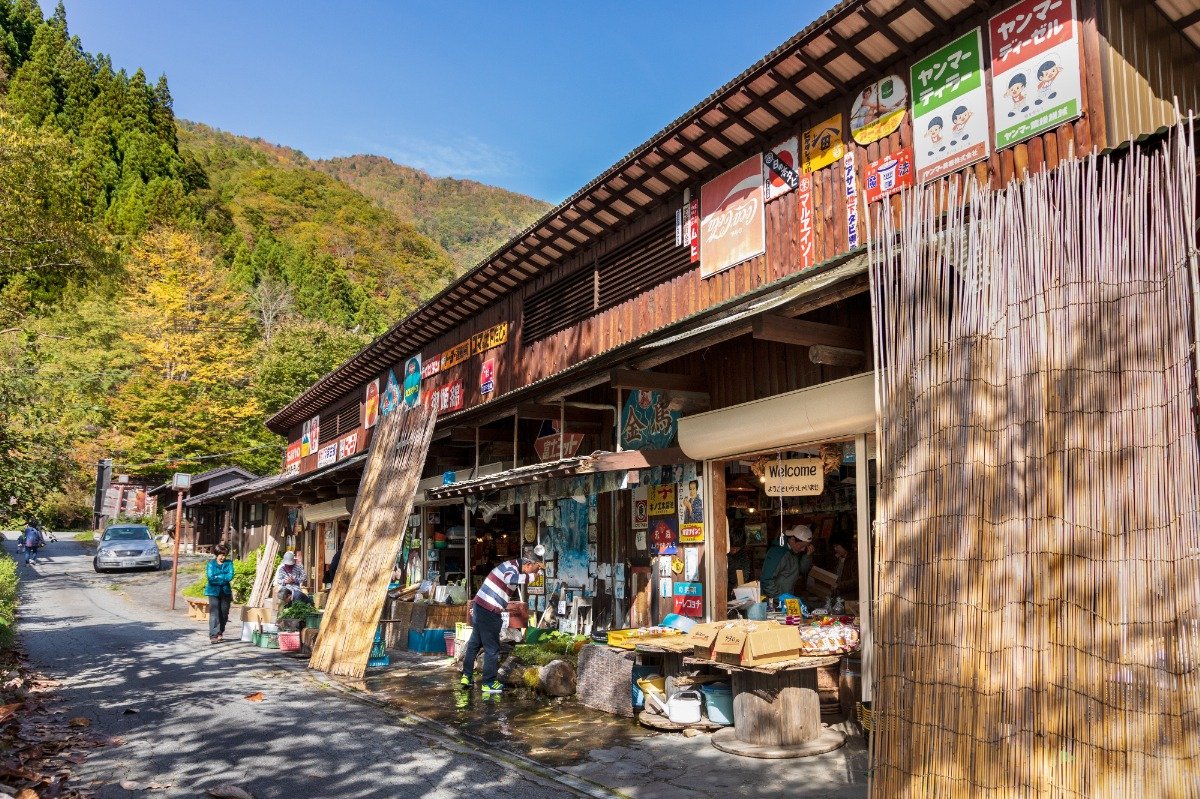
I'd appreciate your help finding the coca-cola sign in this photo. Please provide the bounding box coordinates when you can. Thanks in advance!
[700,154,765,279]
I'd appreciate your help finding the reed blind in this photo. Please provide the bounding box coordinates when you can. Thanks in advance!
[866,125,1199,798]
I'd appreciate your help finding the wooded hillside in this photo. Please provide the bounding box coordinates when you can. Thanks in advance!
[0,1,546,526]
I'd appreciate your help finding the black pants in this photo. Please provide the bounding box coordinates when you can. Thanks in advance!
[462,604,502,683]
[208,595,232,638]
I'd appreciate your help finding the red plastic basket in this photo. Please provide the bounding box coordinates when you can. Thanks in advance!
[444,631,456,657]
[278,631,302,652]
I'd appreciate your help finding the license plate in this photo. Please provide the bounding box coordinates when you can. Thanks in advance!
[120,560,136,567]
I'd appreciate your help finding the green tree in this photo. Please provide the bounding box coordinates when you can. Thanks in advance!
[251,320,368,417]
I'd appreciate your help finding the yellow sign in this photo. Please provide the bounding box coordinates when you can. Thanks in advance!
[471,322,509,355]
[784,598,803,616]
[802,113,844,171]
[680,522,705,544]
[440,339,472,370]
[647,485,676,517]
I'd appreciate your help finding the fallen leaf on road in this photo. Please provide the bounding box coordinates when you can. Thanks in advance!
[242,692,264,702]
[206,786,254,799]
[0,704,20,722]
[63,753,86,764]
[16,789,39,799]
[120,780,144,790]
[67,718,90,728]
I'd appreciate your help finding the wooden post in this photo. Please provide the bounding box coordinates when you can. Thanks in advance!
[730,669,820,746]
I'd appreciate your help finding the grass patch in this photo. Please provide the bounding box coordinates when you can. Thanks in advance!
[0,555,15,651]
[74,532,97,550]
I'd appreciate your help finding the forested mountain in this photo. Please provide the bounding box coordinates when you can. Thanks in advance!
[0,0,540,527]
[315,156,550,273]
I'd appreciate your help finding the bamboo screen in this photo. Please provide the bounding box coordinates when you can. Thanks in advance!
[866,125,1199,798]
[309,404,437,678]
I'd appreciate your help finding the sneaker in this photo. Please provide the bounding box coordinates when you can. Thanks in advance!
[459,675,472,688]
[481,680,504,694]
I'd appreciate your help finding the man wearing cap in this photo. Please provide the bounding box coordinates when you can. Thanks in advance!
[460,554,543,694]
[761,524,814,599]
[274,551,307,608]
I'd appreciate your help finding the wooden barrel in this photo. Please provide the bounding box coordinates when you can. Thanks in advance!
[730,668,822,746]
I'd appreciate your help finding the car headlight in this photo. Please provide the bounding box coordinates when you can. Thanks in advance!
[145,547,159,556]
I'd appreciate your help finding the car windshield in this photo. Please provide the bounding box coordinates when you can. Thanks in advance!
[103,527,151,541]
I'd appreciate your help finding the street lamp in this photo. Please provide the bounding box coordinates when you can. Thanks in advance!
[169,473,191,610]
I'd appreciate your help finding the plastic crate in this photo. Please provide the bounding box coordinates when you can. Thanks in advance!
[278,631,301,652]
[261,632,280,650]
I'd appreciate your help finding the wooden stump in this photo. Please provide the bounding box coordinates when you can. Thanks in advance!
[730,668,820,746]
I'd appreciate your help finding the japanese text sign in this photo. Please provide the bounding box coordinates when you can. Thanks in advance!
[620,389,679,450]
[864,147,915,203]
[471,322,508,355]
[679,522,705,544]
[439,339,471,371]
[763,136,799,201]
[802,114,844,171]
[762,457,824,497]
[797,172,815,270]
[990,0,1082,148]
[673,581,704,617]
[850,74,908,145]
[647,485,677,518]
[911,28,991,183]
[428,380,464,414]
[843,152,860,250]
[480,357,496,395]
[699,155,765,279]
[337,432,359,460]
[402,355,422,409]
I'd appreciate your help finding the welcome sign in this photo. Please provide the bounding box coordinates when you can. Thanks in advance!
[762,457,824,496]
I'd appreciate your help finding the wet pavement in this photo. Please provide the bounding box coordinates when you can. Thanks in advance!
[360,650,870,799]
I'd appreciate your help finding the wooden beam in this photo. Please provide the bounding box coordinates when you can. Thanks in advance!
[610,368,706,393]
[752,315,861,349]
[808,345,866,368]
[516,403,613,423]
[450,427,515,443]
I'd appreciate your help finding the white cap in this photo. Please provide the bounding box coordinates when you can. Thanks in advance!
[784,525,813,543]
[282,551,296,565]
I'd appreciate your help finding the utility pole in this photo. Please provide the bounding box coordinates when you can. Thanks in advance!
[169,473,192,610]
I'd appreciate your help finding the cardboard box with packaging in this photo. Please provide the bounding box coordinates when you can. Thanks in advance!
[732,580,761,604]
[714,621,801,667]
[688,621,736,660]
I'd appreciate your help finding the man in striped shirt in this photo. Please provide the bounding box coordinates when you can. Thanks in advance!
[461,556,543,693]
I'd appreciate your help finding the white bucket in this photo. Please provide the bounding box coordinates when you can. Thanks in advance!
[667,690,703,725]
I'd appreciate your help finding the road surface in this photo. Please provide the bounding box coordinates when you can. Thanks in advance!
[8,535,597,799]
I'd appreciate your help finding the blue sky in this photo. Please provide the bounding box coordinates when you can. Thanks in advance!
[63,1,833,202]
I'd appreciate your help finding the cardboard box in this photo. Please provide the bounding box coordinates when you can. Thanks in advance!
[714,621,801,667]
[732,580,761,604]
[244,607,275,624]
[688,621,735,660]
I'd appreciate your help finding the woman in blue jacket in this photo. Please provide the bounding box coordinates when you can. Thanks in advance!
[206,545,235,643]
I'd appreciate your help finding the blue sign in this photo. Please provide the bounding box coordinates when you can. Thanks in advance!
[620,390,680,451]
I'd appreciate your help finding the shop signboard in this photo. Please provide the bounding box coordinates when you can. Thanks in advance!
[864,147,915,204]
[440,339,472,370]
[632,486,648,532]
[850,74,908,145]
[763,136,799,201]
[301,415,320,457]
[699,154,765,279]
[479,356,496,396]
[471,322,509,355]
[285,441,301,471]
[428,380,464,413]
[911,28,990,183]
[316,442,338,469]
[673,582,704,617]
[337,431,359,460]
[797,172,815,270]
[679,478,703,524]
[380,369,401,417]
[688,198,700,263]
[802,114,844,172]
[421,355,441,379]
[989,0,1082,148]
[402,355,422,408]
[647,485,676,517]
[534,432,585,462]
[761,457,824,496]
[680,523,705,544]
[620,389,679,450]
[843,152,860,249]
[650,516,678,554]
[363,378,380,428]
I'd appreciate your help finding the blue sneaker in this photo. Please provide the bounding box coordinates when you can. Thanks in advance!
[481,680,504,694]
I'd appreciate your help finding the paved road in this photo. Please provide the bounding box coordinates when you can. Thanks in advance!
[8,535,594,799]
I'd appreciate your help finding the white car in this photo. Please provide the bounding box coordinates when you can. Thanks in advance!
[94,524,161,572]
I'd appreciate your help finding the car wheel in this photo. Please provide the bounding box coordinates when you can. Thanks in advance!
[93,559,103,573]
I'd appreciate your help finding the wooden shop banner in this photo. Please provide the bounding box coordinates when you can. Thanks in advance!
[761,457,824,496]
[989,0,1082,148]
[763,136,800,201]
[911,28,990,183]
[699,154,766,278]
[797,172,815,270]
[864,147,915,203]
[850,74,908,145]
[802,113,844,172]
[471,322,509,355]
